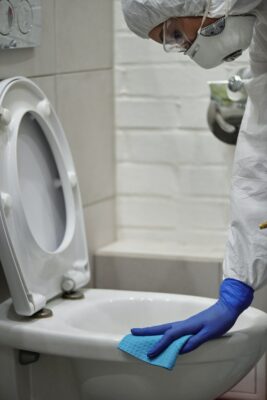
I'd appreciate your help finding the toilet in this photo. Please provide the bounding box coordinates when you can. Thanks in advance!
[0,76,266,400]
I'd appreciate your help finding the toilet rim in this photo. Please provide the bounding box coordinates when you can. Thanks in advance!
[0,289,266,363]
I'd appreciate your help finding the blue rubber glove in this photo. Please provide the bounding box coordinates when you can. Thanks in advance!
[131,278,254,357]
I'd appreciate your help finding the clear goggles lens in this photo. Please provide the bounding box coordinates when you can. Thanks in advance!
[200,17,226,37]
[163,18,192,53]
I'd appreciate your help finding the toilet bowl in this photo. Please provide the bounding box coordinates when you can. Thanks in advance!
[0,289,267,400]
[0,77,266,400]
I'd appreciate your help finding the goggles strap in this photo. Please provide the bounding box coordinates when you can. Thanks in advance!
[198,0,212,33]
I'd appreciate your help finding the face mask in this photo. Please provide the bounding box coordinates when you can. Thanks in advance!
[185,3,256,69]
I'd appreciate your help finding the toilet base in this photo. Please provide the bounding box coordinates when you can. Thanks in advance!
[71,357,257,400]
[0,347,258,400]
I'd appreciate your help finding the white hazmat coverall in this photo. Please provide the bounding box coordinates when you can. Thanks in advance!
[122,0,267,291]
[120,0,267,355]
[224,1,267,291]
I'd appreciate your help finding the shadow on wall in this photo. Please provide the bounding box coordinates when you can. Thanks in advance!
[0,264,10,303]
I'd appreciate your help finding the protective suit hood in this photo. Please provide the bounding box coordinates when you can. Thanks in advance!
[121,0,261,39]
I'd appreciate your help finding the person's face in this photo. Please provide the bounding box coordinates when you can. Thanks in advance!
[149,16,219,47]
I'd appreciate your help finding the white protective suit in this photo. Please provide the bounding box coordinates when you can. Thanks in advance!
[122,0,267,290]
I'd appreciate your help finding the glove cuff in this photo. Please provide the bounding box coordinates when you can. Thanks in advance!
[219,278,254,315]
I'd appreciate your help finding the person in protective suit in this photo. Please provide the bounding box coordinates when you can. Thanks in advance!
[121,0,267,358]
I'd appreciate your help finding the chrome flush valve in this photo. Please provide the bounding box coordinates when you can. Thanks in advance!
[228,75,244,92]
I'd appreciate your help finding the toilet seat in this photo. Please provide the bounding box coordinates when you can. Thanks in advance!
[0,77,90,316]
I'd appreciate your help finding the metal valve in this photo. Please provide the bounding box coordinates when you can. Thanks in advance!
[228,75,244,93]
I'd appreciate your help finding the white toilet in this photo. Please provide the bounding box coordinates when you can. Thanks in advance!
[0,76,266,400]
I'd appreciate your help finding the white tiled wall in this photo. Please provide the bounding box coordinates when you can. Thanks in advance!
[114,0,250,250]
[0,0,115,301]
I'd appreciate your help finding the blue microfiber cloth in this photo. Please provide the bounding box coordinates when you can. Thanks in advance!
[118,333,192,370]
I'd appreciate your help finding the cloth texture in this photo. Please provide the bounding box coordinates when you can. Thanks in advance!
[118,333,192,369]
[121,0,261,38]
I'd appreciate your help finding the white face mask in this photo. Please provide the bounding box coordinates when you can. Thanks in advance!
[185,0,256,69]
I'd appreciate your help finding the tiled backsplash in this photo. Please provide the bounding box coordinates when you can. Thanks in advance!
[114,0,250,249]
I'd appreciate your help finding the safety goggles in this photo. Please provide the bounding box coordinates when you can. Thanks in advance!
[163,18,192,53]
[200,17,226,37]
[163,16,227,54]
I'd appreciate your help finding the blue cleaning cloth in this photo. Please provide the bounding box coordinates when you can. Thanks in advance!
[118,333,192,370]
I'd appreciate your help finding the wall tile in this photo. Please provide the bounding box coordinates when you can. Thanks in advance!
[95,254,221,298]
[56,70,115,206]
[0,0,56,79]
[179,98,210,129]
[116,130,235,167]
[175,229,228,249]
[114,0,128,33]
[117,163,178,196]
[176,197,230,231]
[118,196,176,228]
[55,0,113,73]
[116,98,181,129]
[83,198,116,254]
[115,64,228,99]
[178,166,231,197]
[185,131,235,166]
[117,227,227,249]
[83,198,116,284]
[116,130,176,163]
[116,97,221,130]
[118,227,177,242]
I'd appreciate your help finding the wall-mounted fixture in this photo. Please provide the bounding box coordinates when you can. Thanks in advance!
[207,68,250,145]
[0,0,41,49]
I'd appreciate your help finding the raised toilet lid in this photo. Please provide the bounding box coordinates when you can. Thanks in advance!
[0,77,90,316]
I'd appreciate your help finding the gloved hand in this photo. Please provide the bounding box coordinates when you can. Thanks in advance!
[131,278,254,357]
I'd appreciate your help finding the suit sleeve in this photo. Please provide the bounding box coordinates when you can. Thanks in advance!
[223,3,267,290]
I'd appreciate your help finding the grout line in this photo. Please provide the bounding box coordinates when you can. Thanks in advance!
[82,195,116,208]
[117,194,230,202]
[28,67,113,80]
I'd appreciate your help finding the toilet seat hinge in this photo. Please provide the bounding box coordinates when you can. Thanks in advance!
[31,308,53,319]
[61,263,88,296]
[62,290,84,300]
